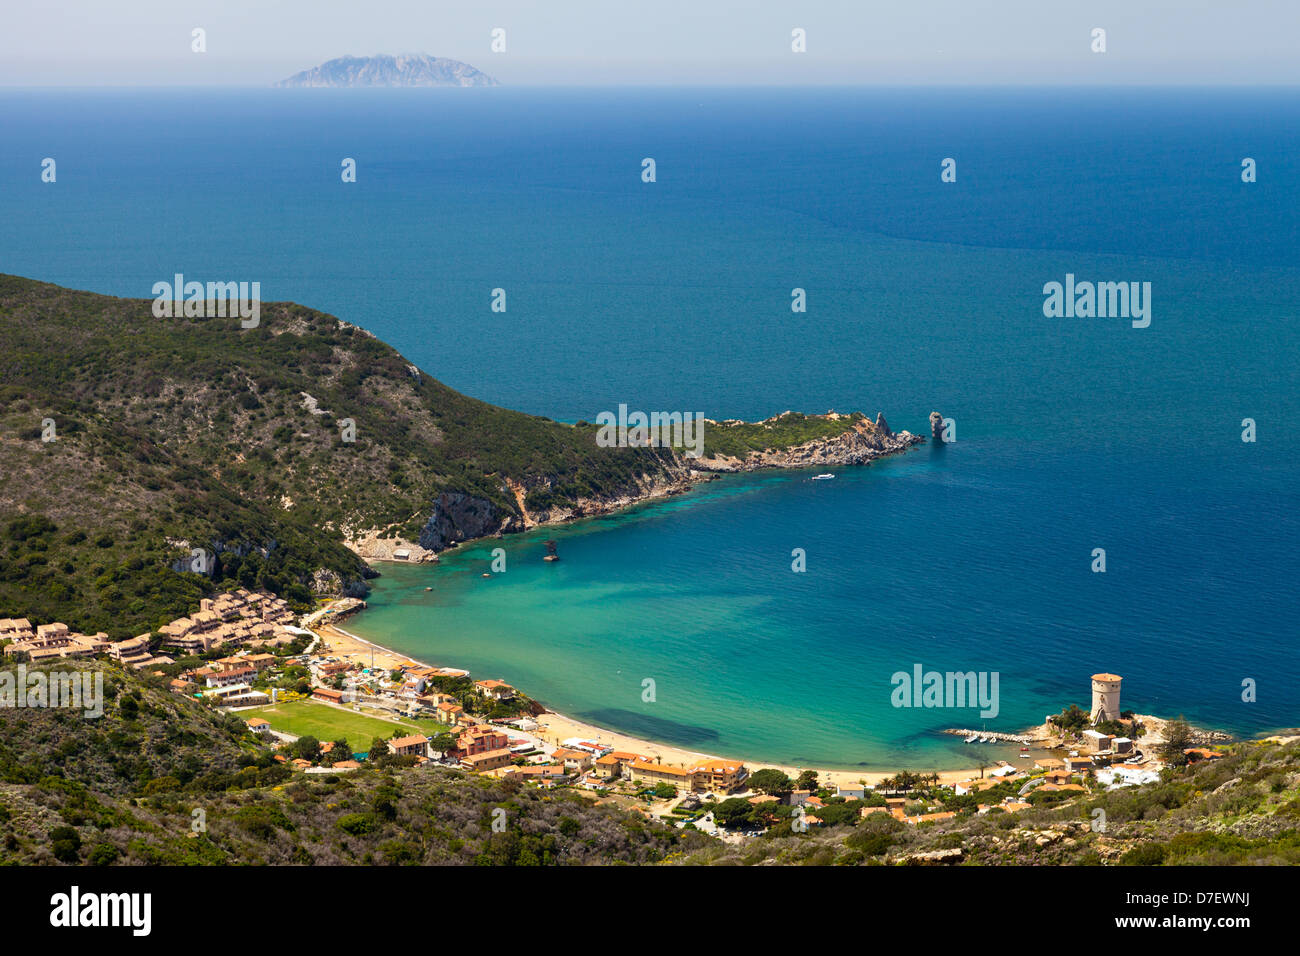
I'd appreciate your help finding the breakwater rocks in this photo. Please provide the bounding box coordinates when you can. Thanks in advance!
[944,729,1035,744]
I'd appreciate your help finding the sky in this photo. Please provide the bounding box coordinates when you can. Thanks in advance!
[1,0,1297,86]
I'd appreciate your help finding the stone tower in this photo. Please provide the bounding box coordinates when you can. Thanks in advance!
[1091,673,1123,723]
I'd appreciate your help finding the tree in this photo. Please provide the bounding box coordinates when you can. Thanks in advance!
[795,770,819,792]
[749,768,793,795]
[321,738,350,765]
[1160,718,1193,767]
[892,770,922,791]
[811,802,860,827]
[711,797,755,829]
[50,826,82,863]
[1050,704,1090,735]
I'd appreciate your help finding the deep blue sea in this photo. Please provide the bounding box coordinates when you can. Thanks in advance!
[2,87,1296,768]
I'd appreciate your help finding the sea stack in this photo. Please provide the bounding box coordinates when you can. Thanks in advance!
[929,411,944,440]
[874,412,891,436]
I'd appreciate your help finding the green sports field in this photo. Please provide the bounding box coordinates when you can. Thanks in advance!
[243,699,423,752]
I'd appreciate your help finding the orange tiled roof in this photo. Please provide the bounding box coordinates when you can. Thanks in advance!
[690,759,745,775]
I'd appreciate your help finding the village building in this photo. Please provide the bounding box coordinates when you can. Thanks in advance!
[202,684,269,707]
[2,621,110,662]
[1082,729,1115,752]
[474,678,516,701]
[504,764,568,787]
[689,759,748,794]
[954,777,1005,796]
[199,664,257,689]
[159,589,297,654]
[458,726,510,757]
[461,748,515,772]
[0,618,35,642]
[628,761,694,791]
[434,701,465,725]
[388,735,431,758]
[107,634,154,667]
[550,747,595,773]
[891,807,957,826]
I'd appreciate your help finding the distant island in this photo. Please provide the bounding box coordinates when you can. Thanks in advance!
[275,53,499,88]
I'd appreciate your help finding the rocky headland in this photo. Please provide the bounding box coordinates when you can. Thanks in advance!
[348,410,937,562]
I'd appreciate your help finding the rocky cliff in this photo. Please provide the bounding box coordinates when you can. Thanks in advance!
[351,412,931,561]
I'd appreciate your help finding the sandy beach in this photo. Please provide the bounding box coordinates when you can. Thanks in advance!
[311,610,1024,785]
[315,620,422,673]
[532,710,992,788]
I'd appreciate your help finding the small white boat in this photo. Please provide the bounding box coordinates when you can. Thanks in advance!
[811,473,835,480]
[964,734,978,744]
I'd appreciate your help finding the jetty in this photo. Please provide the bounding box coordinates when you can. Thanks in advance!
[944,728,1034,745]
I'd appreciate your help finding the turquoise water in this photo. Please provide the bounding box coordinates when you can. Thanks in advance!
[2,87,1297,768]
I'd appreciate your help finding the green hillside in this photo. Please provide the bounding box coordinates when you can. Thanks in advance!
[671,739,1300,866]
[0,275,867,637]
[0,275,682,635]
[0,661,704,866]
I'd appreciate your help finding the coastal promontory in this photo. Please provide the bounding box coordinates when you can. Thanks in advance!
[0,275,924,636]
